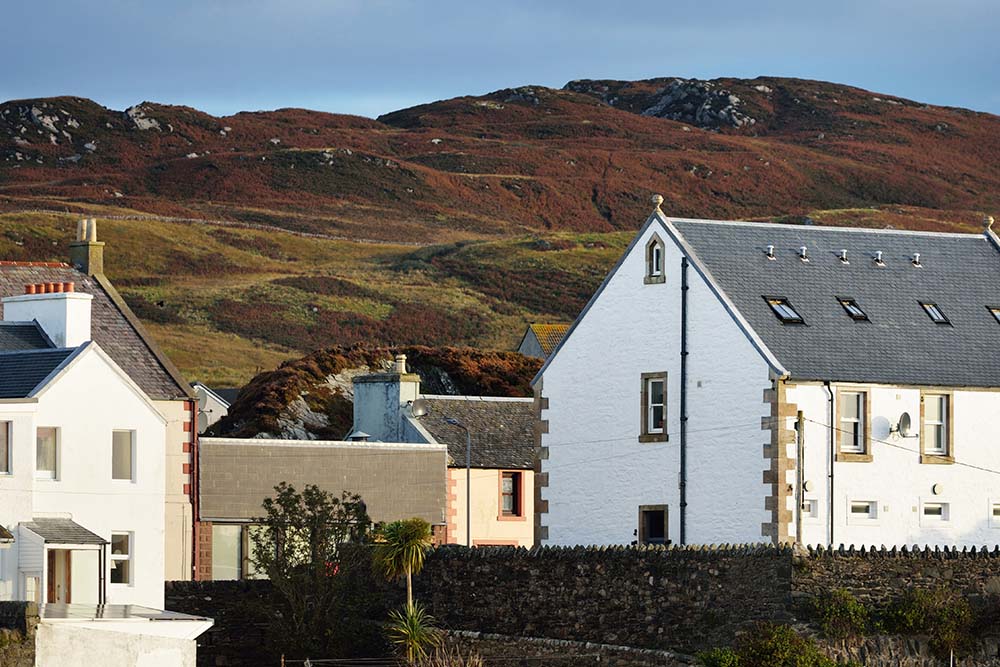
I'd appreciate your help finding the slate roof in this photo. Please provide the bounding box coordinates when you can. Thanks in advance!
[0,263,191,400]
[0,321,53,351]
[418,396,535,469]
[669,218,1000,387]
[0,348,77,398]
[21,517,108,545]
[526,323,570,356]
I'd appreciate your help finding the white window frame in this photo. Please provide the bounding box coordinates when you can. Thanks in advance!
[922,394,949,456]
[112,430,136,482]
[846,499,878,525]
[35,427,59,480]
[109,532,133,587]
[838,392,866,454]
[989,499,1000,529]
[802,498,820,521]
[0,421,11,475]
[640,373,667,441]
[644,236,666,284]
[919,499,951,526]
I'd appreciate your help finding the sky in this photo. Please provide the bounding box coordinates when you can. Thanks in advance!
[4,0,999,118]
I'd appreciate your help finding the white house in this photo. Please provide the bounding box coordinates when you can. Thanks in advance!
[192,382,239,434]
[0,281,168,608]
[535,197,1000,549]
[352,355,536,547]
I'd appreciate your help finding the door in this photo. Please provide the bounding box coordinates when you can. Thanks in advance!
[46,549,72,603]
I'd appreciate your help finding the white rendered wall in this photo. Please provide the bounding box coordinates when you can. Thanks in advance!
[17,348,167,608]
[36,623,197,667]
[540,219,773,546]
[3,292,93,347]
[790,382,1000,548]
[0,406,40,600]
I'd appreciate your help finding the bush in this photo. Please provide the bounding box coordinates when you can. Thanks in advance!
[417,646,484,667]
[698,646,741,667]
[737,623,838,667]
[883,587,973,658]
[814,589,870,639]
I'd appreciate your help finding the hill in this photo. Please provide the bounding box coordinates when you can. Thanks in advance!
[1,77,997,383]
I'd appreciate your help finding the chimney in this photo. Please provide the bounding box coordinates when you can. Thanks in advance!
[3,282,92,348]
[350,357,422,442]
[69,218,105,276]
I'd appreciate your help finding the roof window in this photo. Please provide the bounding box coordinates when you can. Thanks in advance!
[765,297,804,324]
[920,302,949,324]
[838,298,868,321]
[988,306,1000,324]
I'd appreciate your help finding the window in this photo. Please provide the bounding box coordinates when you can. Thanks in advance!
[112,430,135,481]
[638,505,668,545]
[640,372,667,442]
[212,525,243,580]
[644,236,665,284]
[764,297,804,324]
[802,499,819,519]
[991,503,1000,528]
[920,302,949,324]
[838,298,868,321]
[110,533,132,585]
[500,471,522,518]
[920,393,952,461]
[837,391,870,460]
[35,427,58,479]
[988,307,1000,324]
[0,422,10,474]
[921,501,950,525]
[848,500,877,523]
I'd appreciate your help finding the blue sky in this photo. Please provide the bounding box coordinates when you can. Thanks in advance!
[5,0,998,118]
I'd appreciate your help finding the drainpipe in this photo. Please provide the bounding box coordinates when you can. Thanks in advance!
[823,382,835,547]
[679,257,689,545]
[795,409,804,545]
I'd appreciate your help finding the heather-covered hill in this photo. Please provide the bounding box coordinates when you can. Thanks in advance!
[210,345,541,439]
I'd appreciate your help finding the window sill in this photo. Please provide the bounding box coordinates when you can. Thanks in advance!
[497,513,527,522]
[835,453,872,463]
[639,433,668,443]
[643,275,666,285]
[920,454,954,465]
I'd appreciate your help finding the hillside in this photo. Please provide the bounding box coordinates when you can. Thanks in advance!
[1,77,997,384]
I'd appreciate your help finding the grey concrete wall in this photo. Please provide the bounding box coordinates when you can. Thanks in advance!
[199,438,448,525]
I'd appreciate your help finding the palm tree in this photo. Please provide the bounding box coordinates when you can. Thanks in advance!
[374,517,433,607]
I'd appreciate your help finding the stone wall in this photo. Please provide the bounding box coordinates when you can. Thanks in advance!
[443,630,697,666]
[0,602,38,667]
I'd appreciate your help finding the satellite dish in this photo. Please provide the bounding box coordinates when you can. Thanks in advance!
[871,416,891,441]
[897,412,912,438]
[410,398,430,418]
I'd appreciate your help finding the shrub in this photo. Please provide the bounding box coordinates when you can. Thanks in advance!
[737,623,838,667]
[417,646,484,667]
[387,602,442,663]
[883,587,973,658]
[698,647,741,667]
[814,589,870,639]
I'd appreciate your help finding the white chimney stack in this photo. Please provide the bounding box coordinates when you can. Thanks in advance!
[2,282,92,348]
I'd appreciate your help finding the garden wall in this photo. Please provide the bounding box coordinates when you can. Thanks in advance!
[0,601,38,667]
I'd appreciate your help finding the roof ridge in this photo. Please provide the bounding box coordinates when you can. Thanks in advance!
[0,347,75,357]
[0,261,72,267]
[669,216,985,239]
[421,394,533,402]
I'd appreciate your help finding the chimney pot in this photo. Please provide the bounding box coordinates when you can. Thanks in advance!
[63,282,74,293]
[393,354,408,374]
[25,284,36,295]
[76,219,86,242]
[52,283,63,293]
[87,218,98,242]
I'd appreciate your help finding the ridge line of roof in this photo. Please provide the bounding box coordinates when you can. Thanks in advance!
[0,261,70,267]
[0,347,74,357]
[420,394,533,403]
[668,216,985,239]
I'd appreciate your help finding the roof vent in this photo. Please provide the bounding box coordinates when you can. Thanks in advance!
[765,244,775,260]
[911,253,922,267]
[839,249,849,264]
[874,251,886,267]
[799,246,809,262]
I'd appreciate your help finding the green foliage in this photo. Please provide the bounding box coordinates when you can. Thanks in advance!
[736,623,839,667]
[417,646,485,667]
[698,646,742,667]
[250,483,380,657]
[374,518,434,607]
[814,589,870,639]
[883,587,973,658]
[388,602,442,664]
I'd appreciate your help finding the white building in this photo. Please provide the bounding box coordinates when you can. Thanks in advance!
[535,198,1000,549]
[0,282,169,608]
[192,382,239,434]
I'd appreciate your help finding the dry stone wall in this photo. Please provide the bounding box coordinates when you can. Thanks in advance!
[0,602,38,667]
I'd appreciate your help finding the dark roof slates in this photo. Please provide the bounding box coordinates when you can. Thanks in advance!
[22,518,108,545]
[418,397,535,469]
[0,348,76,398]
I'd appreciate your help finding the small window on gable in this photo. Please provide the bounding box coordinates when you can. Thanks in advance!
[988,307,1000,324]
[921,302,949,324]
[644,236,665,284]
[838,298,868,321]
[764,297,803,324]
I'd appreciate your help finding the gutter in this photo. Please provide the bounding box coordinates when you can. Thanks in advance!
[679,257,689,545]
[823,382,835,547]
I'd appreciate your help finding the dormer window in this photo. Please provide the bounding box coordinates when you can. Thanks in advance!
[838,298,868,321]
[764,297,804,324]
[988,306,1000,324]
[644,236,665,284]
[920,302,949,324]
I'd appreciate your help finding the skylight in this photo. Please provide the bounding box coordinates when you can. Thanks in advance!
[989,307,1000,324]
[838,298,868,321]
[920,302,949,324]
[765,297,804,324]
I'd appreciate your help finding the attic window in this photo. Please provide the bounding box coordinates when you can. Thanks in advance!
[838,298,868,321]
[764,297,804,324]
[988,306,1000,324]
[920,302,949,324]
[644,236,665,284]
